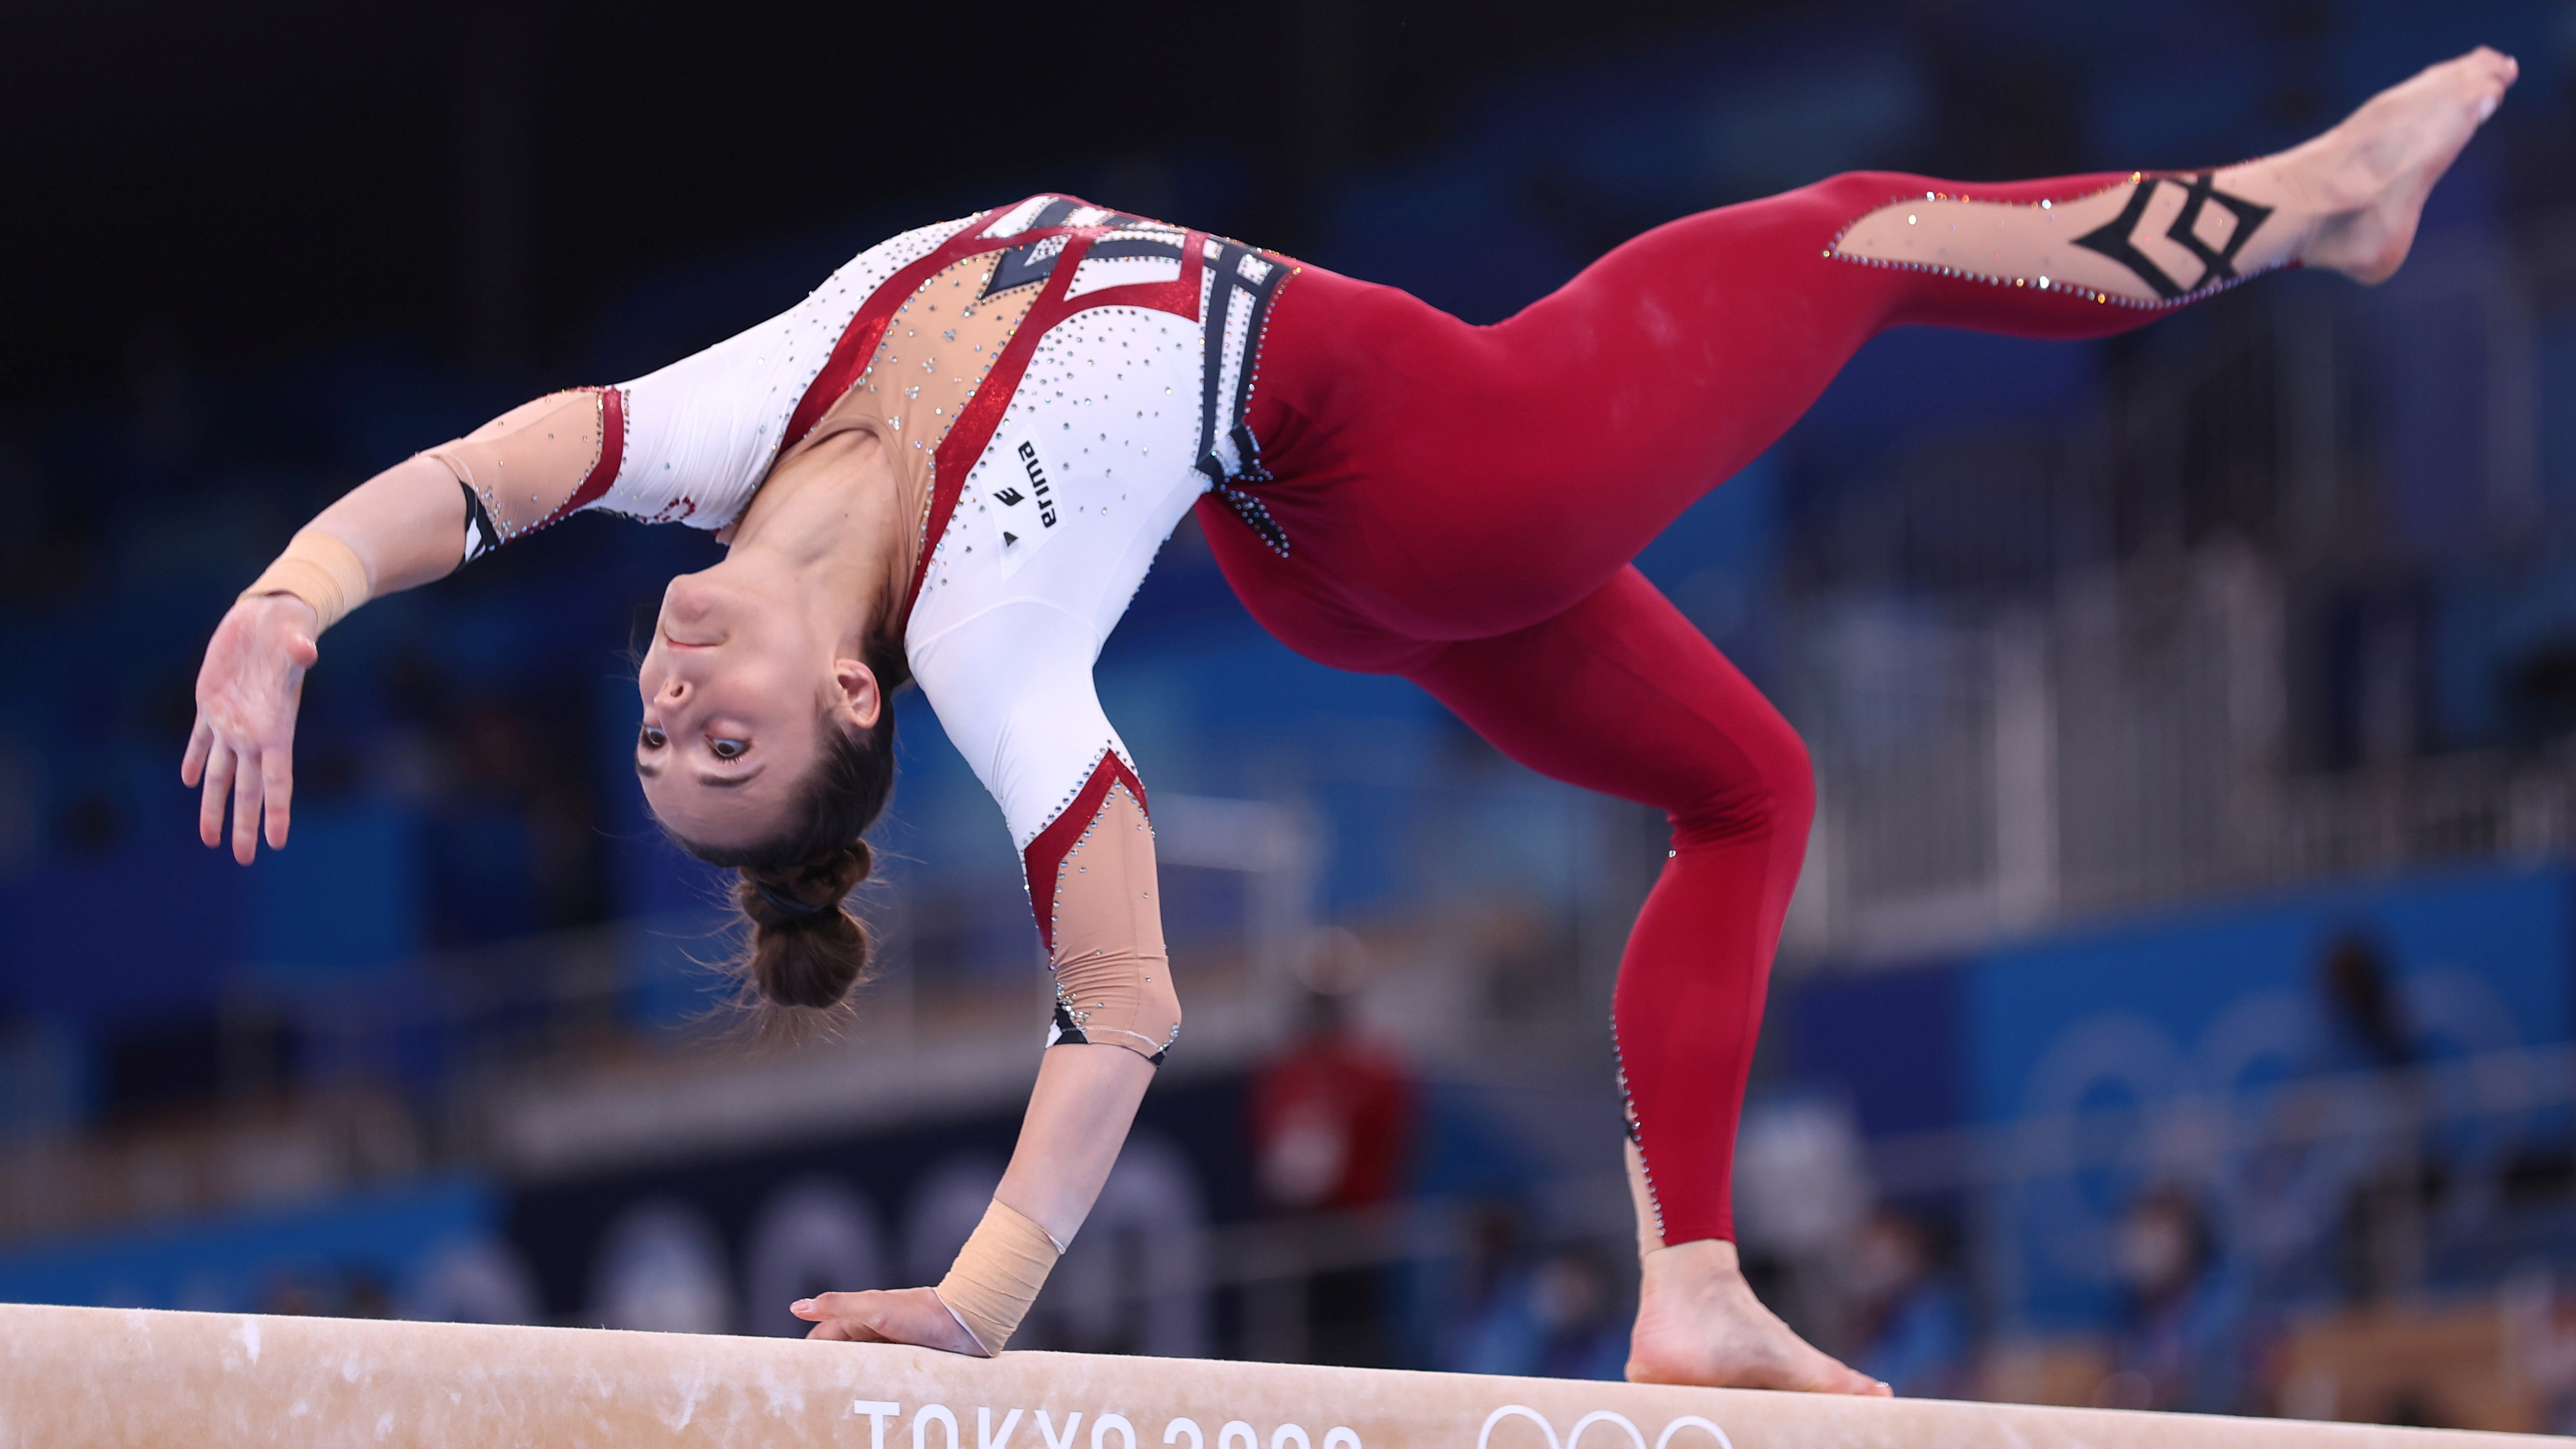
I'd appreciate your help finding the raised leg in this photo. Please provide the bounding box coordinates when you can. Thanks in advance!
[1830,48,2519,305]
[1225,50,2519,656]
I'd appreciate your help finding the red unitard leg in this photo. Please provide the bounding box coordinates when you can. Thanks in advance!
[1404,568,1810,1245]
[1209,171,2225,1243]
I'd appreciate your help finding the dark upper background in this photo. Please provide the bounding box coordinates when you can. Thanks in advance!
[7,0,1807,406]
[12,0,2396,409]
[3,0,2569,1082]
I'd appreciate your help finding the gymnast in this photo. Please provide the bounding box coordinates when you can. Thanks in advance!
[184,49,2515,1393]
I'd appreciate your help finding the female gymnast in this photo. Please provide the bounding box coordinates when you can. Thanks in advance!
[184,49,2515,1392]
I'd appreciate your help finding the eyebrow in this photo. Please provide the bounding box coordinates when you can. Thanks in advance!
[635,739,765,783]
[631,757,762,791]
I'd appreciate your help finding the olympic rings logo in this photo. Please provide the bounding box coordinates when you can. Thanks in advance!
[1476,1406,1735,1449]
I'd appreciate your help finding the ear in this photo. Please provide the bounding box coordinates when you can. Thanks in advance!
[829,656,883,731]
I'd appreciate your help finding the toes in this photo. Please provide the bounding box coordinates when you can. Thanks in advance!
[1794,1356,1888,1396]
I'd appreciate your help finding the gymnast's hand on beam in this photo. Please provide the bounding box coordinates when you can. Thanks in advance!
[182,592,318,865]
[792,1286,989,1355]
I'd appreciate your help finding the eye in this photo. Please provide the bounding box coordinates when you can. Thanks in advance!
[639,726,667,749]
[709,737,748,761]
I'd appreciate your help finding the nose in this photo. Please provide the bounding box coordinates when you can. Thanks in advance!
[659,675,690,705]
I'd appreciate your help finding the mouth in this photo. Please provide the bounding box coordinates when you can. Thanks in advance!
[660,627,722,650]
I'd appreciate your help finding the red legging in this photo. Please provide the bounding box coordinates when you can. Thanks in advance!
[1199,171,2182,1244]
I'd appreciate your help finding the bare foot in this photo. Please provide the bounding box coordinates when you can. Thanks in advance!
[1625,1240,1889,1395]
[2268,46,2519,284]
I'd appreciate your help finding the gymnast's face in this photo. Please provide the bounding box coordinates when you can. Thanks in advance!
[634,569,878,849]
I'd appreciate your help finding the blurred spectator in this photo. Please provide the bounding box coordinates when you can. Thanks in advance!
[1248,989,1413,1212]
[2318,932,2413,1074]
[1247,987,1416,1365]
[1450,1241,1629,1382]
[1845,1208,1972,1398]
[1730,1093,1873,1356]
[2100,1184,2254,1414]
[2504,1264,2576,1434]
[1441,1202,1532,1367]
[2315,931,2427,1304]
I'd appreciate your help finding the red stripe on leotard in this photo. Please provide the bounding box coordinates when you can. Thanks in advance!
[771,199,1209,627]
[904,227,1205,621]
[778,225,1014,459]
[528,385,627,531]
[575,384,626,511]
[1020,750,1149,952]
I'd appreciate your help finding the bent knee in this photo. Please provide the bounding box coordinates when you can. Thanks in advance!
[1669,715,1814,848]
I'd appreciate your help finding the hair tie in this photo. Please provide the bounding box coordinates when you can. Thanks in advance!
[754,879,836,920]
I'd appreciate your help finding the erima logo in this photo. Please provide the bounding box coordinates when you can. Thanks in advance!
[1015,441,1059,528]
[993,486,1026,507]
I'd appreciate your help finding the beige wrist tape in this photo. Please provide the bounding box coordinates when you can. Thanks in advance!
[239,531,371,633]
[934,1198,1062,1354]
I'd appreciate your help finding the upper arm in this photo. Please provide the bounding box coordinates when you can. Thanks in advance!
[426,388,623,562]
[911,605,1181,1062]
[431,305,801,559]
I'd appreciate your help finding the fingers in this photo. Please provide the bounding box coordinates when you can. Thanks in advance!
[181,717,212,788]
[230,746,263,864]
[807,1318,887,1343]
[199,742,237,850]
[797,1295,890,1343]
[260,748,295,851]
[794,1288,986,1356]
[803,1292,872,1321]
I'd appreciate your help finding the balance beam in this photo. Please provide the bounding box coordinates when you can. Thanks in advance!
[0,1304,2554,1448]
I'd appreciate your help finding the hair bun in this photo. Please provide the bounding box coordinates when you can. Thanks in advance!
[830,839,874,895]
[736,843,873,1011]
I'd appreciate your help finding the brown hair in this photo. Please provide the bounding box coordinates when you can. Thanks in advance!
[666,634,907,1012]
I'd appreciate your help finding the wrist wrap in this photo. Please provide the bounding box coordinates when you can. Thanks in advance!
[239,531,370,632]
[933,1198,1061,1354]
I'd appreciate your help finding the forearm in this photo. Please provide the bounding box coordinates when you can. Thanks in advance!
[931,1045,1151,1354]
[301,453,472,599]
[995,1043,1156,1244]
[249,387,615,626]
[936,776,1178,1351]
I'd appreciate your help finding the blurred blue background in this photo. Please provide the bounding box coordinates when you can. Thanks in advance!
[6,0,2576,1428]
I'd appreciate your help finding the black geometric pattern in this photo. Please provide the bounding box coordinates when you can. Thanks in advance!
[1047,997,1169,1065]
[978,200,1163,299]
[2072,172,2274,302]
[1048,998,1089,1046]
[1192,240,1295,556]
[458,480,503,563]
[2161,171,2274,289]
[1215,484,1291,556]
[980,240,1063,298]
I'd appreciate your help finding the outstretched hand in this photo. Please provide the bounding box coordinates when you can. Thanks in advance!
[792,1286,988,1355]
[181,593,319,864]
